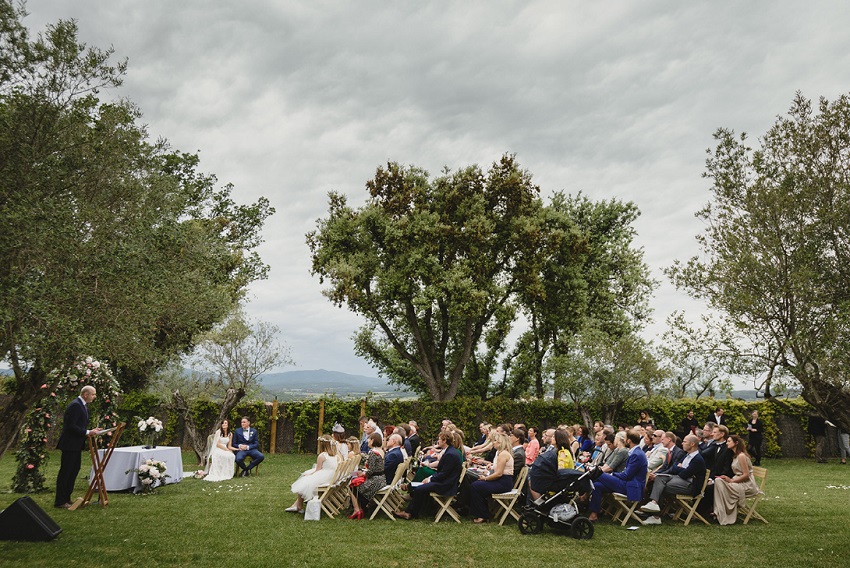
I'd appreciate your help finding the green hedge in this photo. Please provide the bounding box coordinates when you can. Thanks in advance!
[101,392,819,458]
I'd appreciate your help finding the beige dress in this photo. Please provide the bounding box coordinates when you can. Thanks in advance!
[713,454,759,525]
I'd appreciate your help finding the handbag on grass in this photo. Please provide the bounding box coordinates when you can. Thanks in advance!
[304,497,321,521]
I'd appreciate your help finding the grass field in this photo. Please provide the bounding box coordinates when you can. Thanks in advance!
[1,452,848,568]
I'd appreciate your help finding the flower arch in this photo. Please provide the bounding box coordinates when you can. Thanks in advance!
[13,356,122,493]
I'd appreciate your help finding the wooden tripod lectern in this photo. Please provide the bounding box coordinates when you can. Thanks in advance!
[72,422,126,510]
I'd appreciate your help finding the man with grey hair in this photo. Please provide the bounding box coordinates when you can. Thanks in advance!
[55,385,102,508]
[384,433,405,481]
[640,434,706,525]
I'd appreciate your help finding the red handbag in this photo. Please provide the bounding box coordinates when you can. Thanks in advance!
[349,475,366,487]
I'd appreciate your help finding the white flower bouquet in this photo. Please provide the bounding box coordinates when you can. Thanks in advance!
[127,458,169,494]
[137,416,164,448]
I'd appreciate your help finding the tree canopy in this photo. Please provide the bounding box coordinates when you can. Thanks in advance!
[308,155,654,402]
[668,91,850,431]
[0,4,274,456]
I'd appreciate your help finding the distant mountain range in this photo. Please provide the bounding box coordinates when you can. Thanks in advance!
[258,369,413,400]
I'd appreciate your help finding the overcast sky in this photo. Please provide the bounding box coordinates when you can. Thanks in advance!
[23,1,850,379]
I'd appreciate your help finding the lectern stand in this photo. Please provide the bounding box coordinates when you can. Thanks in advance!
[74,422,126,510]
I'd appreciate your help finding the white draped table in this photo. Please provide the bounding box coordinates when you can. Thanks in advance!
[90,445,184,492]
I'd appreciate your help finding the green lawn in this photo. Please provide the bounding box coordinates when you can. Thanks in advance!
[0,452,848,567]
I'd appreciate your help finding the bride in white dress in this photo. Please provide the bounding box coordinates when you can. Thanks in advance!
[205,419,236,482]
[286,435,340,513]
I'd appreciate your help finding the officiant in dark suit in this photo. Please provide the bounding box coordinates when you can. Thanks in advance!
[234,416,264,476]
[55,385,101,508]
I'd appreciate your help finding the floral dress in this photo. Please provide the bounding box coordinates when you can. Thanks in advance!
[356,450,386,506]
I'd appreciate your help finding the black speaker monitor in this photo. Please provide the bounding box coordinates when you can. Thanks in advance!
[0,496,62,541]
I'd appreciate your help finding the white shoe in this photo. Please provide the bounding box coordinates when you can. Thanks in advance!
[285,505,300,513]
[640,501,660,513]
[642,516,662,525]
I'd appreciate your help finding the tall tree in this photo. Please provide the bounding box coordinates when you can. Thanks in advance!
[169,308,292,462]
[668,92,850,431]
[0,6,273,456]
[307,155,543,401]
[502,192,655,399]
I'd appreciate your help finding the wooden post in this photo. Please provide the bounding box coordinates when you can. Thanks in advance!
[270,397,278,454]
[360,399,366,435]
[317,399,325,454]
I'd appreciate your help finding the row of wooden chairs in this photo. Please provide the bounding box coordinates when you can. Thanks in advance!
[604,465,769,526]
[316,453,362,518]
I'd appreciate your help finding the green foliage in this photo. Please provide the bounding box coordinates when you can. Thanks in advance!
[667,91,850,432]
[0,2,274,457]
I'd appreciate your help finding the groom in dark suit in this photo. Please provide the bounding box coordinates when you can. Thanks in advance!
[55,385,101,508]
[234,416,264,477]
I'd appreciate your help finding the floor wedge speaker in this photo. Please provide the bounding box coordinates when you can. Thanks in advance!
[0,496,62,541]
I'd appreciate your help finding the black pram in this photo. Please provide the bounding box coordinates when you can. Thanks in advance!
[519,450,602,539]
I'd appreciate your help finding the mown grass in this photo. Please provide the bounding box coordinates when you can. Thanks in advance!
[0,452,848,568]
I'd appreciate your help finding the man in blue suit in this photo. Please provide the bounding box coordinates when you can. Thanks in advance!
[640,434,707,524]
[234,416,264,477]
[395,431,462,519]
[55,386,101,508]
[588,429,648,522]
[383,434,405,482]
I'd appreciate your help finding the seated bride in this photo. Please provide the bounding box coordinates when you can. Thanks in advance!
[205,419,237,482]
[286,435,341,513]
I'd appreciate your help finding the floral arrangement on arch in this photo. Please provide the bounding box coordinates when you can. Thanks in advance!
[127,458,170,494]
[137,416,164,448]
[13,356,122,493]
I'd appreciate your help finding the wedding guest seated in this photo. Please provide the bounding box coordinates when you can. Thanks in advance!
[384,434,405,482]
[234,417,264,477]
[713,435,760,524]
[395,431,463,520]
[332,423,349,459]
[510,429,526,477]
[475,422,491,446]
[286,435,340,513]
[601,431,628,473]
[529,429,577,503]
[576,425,595,453]
[539,428,556,455]
[648,431,685,484]
[646,430,669,472]
[469,432,514,523]
[525,427,540,465]
[699,422,717,452]
[360,419,382,453]
[346,436,360,457]
[587,430,648,522]
[637,409,656,431]
[639,434,706,525]
[407,421,421,455]
[349,432,386,520]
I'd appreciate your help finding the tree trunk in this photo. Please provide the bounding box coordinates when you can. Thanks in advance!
[171,387,246,464]
[0,368,50,459]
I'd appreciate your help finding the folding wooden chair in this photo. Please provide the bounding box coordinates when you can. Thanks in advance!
[610,471,649,526]
[316,457,348,518]
[370,457,412,520]
[430,462,467,523]
[668,473,710,526]
[492,466,528,526]
[738,466,768,524]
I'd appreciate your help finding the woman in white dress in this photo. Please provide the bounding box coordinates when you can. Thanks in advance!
[205,419,236,482]
[286,435,340,513]
[332,423,349,459]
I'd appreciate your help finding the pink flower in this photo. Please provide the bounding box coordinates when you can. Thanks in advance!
[40,384,47,389]
[43,438,48,443]
[26,464,34,470]
[45,414,50,418]
[50,392,56,397]
[26,428,31,433]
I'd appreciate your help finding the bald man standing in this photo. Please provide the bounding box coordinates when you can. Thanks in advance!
[55,385,101,508]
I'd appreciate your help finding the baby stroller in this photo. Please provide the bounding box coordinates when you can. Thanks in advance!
[518,457,602,540]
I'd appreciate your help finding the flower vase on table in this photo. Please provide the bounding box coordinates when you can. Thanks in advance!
[137,416,163,449]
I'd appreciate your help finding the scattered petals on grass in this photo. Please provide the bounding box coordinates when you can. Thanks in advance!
[825,484,850,490]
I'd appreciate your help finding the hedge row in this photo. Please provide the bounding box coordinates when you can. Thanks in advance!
[116,394,818,458]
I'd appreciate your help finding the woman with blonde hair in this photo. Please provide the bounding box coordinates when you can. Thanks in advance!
[286,435,340,513]
[713,435,759,524]
[469,431,514,523]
